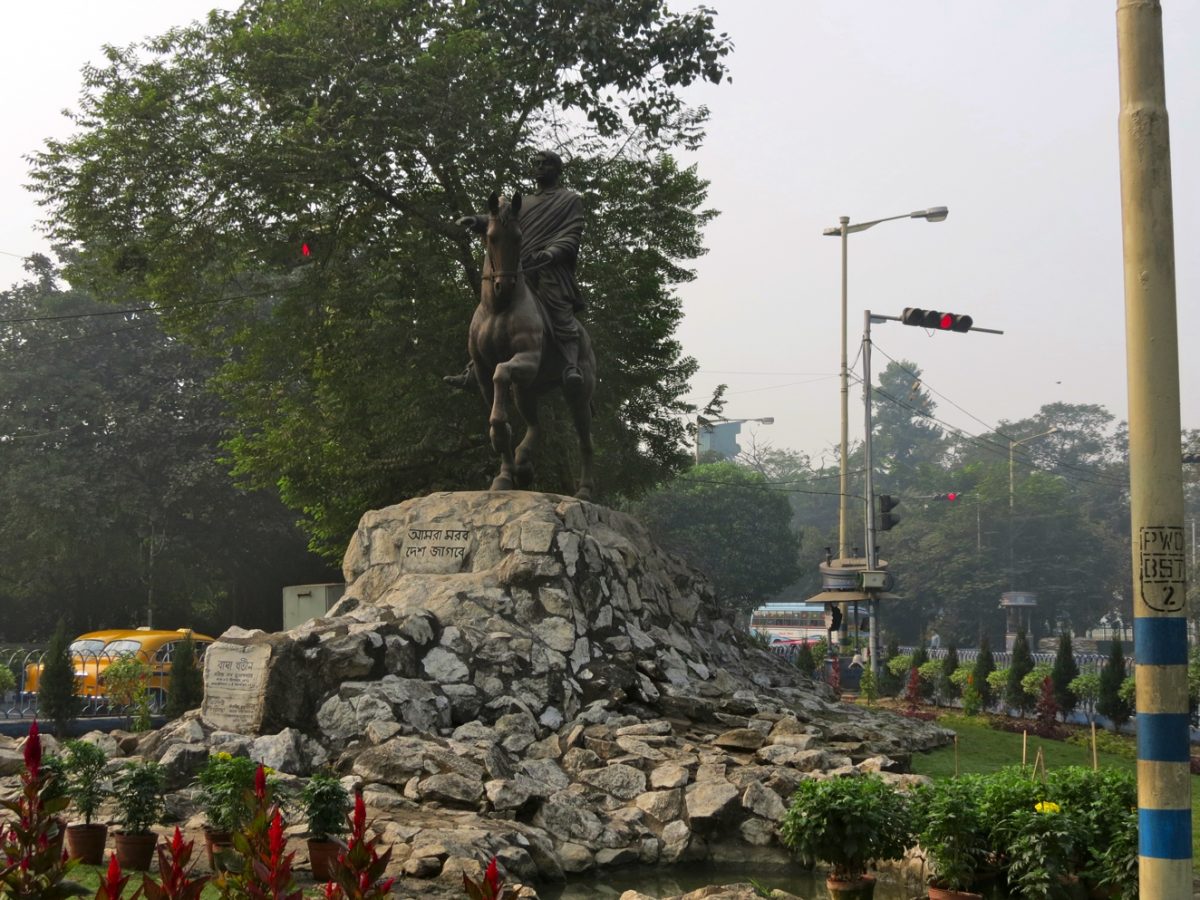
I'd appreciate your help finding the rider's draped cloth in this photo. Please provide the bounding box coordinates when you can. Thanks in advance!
[519,187,585,342]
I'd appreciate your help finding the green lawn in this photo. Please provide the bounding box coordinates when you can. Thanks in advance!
[910,714,1200,869]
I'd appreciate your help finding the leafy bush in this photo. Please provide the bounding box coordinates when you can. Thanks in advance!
[300,771,349,841]
[792,641,817,677]
[886,654,913,679]
[1020,663,1053,699]
[986,666,1009,701]
[1098,642,1132,732]
[104,655,152,732]
[39,621,78,737]
[1065,727,1135,760]
[0,662,16,695]
[1050,632,1080,719]
[196,753,261,833]
[857,666,877,706]
[913,774,989,891]
[1006,630,1035,715]
[63,739,109,825]
[780,775,914,882]
[165,636,204,720]
[1069,672,1101,726]
[113,761,166,835]
[973,637,996,709]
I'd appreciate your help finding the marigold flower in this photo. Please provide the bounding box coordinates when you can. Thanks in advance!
[1035,800,1061,814]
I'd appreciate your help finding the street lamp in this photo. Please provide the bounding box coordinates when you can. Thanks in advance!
[823,207,948,558]
[695,415,774,464]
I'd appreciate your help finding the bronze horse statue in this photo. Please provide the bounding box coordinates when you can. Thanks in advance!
[468,192,596,499]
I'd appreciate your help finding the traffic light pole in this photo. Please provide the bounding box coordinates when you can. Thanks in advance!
[861,310,881,678]
[1116,0,1191,894]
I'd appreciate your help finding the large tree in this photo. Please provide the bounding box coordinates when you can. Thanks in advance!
[31,0,732,556]
[631,462,799,614]
[0,256,332,638]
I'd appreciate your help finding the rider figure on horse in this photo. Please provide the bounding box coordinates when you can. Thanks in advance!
[447,149,586,391]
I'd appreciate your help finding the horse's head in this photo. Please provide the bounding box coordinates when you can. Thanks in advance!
[485,191,523,302]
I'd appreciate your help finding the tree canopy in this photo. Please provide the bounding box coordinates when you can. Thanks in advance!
[631,461,799,613]
[31,0,733,556]
[0,256,333,639]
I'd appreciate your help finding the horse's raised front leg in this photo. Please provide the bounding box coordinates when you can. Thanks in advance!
[489,351,540,491]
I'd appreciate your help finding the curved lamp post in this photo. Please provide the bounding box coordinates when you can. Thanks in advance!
[822,207,948,559]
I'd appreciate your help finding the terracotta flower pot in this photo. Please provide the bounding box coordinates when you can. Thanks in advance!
[307,838,342,882]
[204,828,235,871]
[114,830,159,871]
[928,886,983,900]
[826,874,876,900]
[65,822,108,865]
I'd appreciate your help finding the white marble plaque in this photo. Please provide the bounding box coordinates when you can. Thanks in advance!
[201,642,272,733]
[399,523,471,573]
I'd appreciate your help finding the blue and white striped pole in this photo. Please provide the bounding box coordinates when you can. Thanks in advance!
[1116,1,1191,895]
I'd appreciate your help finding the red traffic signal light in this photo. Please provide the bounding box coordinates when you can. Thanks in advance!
[901,307,974,333]
[933,492,961,501]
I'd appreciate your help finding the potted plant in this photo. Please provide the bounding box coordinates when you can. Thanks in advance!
[112,760,166,870]
[781,773,914,899]
[914,775,989,899]
[300,770,350,881]
[62,738,110,864]
[195,752,260,867]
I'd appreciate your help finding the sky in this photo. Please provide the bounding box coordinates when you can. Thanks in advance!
[1,1,1197,467]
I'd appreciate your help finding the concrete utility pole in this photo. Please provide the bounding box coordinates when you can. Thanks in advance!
[1115,0,1191,894]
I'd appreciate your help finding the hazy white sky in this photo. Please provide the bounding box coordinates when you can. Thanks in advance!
[2,2,1196,465]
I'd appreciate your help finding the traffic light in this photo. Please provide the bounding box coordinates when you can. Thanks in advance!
[901,307,974,333]
[933,492,960,501]
[878,494,900,531]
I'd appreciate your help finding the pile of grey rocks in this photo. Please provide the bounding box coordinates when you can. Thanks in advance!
[3,492,951,897]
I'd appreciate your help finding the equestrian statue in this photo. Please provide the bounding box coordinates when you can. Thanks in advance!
[451,150,596,499]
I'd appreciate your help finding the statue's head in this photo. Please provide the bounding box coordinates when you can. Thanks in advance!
[532,150,563,186]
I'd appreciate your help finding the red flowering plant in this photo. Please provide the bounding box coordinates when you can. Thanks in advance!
[462,857,515,900]
[322,792,394,899]
[93,853,137,900]
[139,827,210,900]
[0,720,88,898]
[215,765,303,899]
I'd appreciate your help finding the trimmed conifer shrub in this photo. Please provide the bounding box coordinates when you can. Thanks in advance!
[38,621,77,738]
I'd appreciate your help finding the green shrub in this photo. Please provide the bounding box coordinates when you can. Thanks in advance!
[1020,663,1053,699]
[913,774,989,891]
[857,666,877,706]
[38,621,77,737]
[0,662,16,695]
[886,653,913,679]
[781,774,914,882]
[63,739,108,825]
[1006,629,1035,715]
[1097,642,1132,732]
[973,637,996,709]
[1050,632,1080,719]
[165,636,204,719]
[196,752,260,833]
[300,771,350,841]
[1069,672,1101,726]
[104,655,152,732]
[113,760,166,835]
[792,641,817,677]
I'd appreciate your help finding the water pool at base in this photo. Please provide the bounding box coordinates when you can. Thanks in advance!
[536,865,925,899]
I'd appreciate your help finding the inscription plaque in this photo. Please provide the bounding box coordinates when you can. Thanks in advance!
[400,522,471,574]
[201,642,272,733]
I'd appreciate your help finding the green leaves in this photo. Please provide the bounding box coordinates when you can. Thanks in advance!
[780,775,914,882]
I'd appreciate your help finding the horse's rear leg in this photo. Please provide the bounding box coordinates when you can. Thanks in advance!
[569,392,596,501]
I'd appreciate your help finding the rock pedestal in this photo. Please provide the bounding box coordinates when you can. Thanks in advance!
[202,491,819,739]
[183,492,951,889]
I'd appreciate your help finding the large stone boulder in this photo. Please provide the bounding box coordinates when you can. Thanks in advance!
[201,491,818,738]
